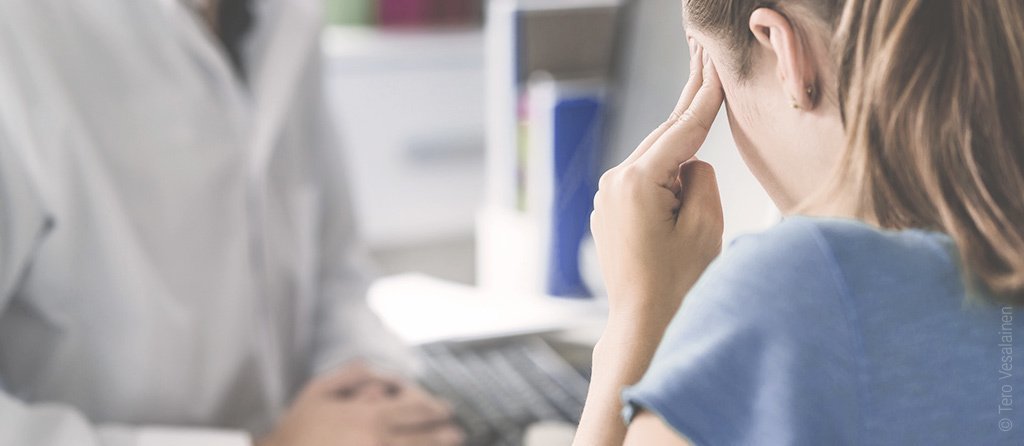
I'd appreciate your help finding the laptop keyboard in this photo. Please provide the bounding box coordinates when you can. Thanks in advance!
[417,336,591,446]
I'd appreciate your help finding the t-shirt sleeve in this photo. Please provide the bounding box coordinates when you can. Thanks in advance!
[622,219,863,446]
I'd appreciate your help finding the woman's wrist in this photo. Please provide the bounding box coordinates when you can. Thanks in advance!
[599,296,679,349]
[603,273,700,328]
[592,314,671,378]
[576,323,662,446]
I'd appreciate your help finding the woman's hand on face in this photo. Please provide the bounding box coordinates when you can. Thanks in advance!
[591,41,725,328]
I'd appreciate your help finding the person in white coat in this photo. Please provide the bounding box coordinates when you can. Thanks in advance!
[0,0,463,445]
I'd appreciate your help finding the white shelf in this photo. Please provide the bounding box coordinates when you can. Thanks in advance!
[323,26,484,72]
[322,26,487,249]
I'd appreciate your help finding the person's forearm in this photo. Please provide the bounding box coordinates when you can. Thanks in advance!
[574,313,675,446]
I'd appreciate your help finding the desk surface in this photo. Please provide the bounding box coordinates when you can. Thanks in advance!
[369,274,608,346]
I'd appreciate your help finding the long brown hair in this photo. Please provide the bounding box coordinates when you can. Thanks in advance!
[686,0,1024,303]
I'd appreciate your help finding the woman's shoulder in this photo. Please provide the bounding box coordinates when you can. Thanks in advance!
[631,217,964,445]
[629,217,870,445]
[700,216,845,295]
[684,217,853,331]
[714,215,954,289]
[690,215,959,335]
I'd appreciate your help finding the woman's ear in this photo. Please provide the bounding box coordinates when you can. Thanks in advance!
[748,8,818,110]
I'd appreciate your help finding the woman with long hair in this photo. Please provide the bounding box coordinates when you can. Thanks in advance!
[576,0,1024,444]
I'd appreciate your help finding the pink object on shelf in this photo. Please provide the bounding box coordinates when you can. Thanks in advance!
[378,0,430,26]
[378,0,481,27]
[435,0,462,24]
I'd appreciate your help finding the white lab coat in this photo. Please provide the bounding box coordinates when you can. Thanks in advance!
[0,0,413,445]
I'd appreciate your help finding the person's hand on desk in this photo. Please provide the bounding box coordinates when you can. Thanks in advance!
[257,361,464,446]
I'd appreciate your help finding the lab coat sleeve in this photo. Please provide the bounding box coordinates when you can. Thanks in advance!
[0,116,49,312]
[0,403,251,446]
[302,49,418,377]
[0,401,251,446]
[0,130,255,445]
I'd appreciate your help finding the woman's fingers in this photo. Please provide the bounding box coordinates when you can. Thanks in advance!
[635,55,724,188]
[620,41,708,166]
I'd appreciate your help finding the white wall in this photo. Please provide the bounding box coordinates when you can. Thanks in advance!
[324,28,486,250]
[324,28,484,284]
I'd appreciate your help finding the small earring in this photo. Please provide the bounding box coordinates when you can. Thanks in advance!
[792,85,816,109]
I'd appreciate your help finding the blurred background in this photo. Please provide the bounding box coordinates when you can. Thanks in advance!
[3,1,1006,444]
[323,1,776,443]
[324,0,775,287]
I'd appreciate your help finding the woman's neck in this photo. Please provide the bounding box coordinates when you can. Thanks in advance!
[791,181,881,227]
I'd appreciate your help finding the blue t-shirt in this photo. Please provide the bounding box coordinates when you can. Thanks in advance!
[623,216,1024,445]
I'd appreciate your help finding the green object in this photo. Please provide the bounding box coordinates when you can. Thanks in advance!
[327,0,374,26]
